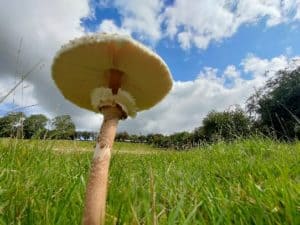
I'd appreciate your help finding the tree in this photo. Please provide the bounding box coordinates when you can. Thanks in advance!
[202,107,251,141]
[295,124,300,139]
[81,131,92,140]
[0,112,26,138]
[192,126,205,145]
[247,66,300,139]
[146,133,164,146]
[169,132,192,149]
[23,114,48,139]
[76,131,97,140]
[51,115,76,139]
[115,131,130,142]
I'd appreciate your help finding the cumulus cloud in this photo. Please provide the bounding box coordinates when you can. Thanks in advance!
[0,77,37,113]
[224,65,240,79]
[96,0,300,49]
[86,1,300,49]
[163,0,300,49]
[1,1,300,135]
[241,54,297,78]
[102,53,300,134]
[0,0,95,125]
[112,0,163,42]
[97,19,131,35]
[117,55,300,134]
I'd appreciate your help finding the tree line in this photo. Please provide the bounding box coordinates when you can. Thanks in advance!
[0,113,78,140]
[0,66,299,149]
[114,107,252,149]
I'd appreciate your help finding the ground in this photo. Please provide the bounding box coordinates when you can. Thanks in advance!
[0,138,299,224]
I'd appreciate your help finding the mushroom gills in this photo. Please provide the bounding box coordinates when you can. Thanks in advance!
[108,69,123,95]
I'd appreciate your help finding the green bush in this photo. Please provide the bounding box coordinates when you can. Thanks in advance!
[202,108,251,141]
[247,67,300,139]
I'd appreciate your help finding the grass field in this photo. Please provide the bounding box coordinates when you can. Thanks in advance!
[0,138,299,225]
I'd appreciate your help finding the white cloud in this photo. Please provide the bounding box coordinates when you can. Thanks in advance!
[163,0,300,49]
[92,1,300,49]
[116,54,300,134]
[1,1,300,135]
[235,0,282,26]
[224,65,240,79]
[177,32,192,49]
[112,0,163,42]
[0,77,37,108]
[242,54,291,78]
[97,19,131,35]
[164,0,235,49]
[0,0,94,124]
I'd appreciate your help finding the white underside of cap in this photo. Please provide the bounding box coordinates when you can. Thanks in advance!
[91,87,137,118]
[54,33,163,65]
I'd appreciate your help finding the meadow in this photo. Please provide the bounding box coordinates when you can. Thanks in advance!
[0,138,299,225]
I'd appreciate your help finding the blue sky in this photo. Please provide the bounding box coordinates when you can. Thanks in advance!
[157,21,300,81]
[80,0,300,82]
[0,0,300,134]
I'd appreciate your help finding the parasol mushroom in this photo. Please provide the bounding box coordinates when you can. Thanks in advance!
[51,33,172,225]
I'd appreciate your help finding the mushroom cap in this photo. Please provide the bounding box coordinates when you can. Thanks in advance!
[52,33,173,114]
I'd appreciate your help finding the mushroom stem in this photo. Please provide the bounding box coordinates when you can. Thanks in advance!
[83,106,123,225]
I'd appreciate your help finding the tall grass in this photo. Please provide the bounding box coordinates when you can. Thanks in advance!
[0,138,299,224]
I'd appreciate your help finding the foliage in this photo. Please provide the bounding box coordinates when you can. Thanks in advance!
[115,131,129,142]
[201,107,252,141]
[51,115,76,140]
[168,132,193,149]
[23,114,48,139]
[114,108,251,149]
[75,131,96,141]
[0,138,299,224]
[295,124,300,139]
[247,66,300,139]
[0,112,25,138]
